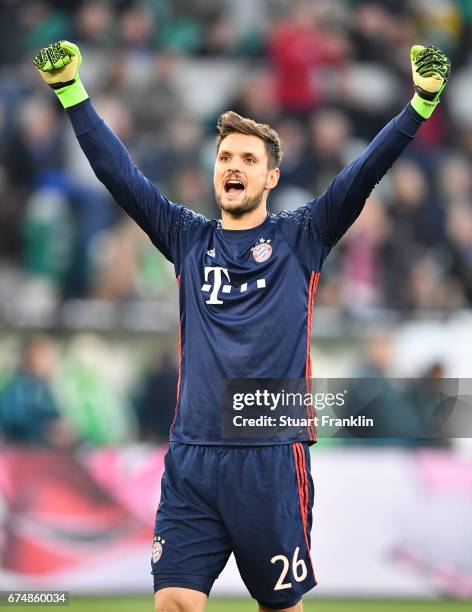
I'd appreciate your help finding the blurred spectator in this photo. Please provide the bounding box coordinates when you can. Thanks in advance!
[170,165,214,217]
[227,70,280,125]
[306,108,353,194]
[407,255,451,311]
[268,1,348,116]
[350,2,407,65]
[409,0,461,54]
[0,162,24,261]
[341,195,390,317]
[0,0,23,66]
[90,218,146,301]
[116,52,185,137]
[89,217,174,300]
[224,0,270,54]
[21,1,73,53]
[57,334,137,444]
[388,160,444,248]
[74,1,115,47]
[345,334,433,445]
[402,361,451,447]
[134,350,178,442]
[273,118,311,192]
[4,95,65,189]
[120,3,155,50]
[379,160,447,311]
[444,201,472,304]
[360,333,395,378]
[0,336,75,447]
[342,334,407,443]
[438,154,472,202]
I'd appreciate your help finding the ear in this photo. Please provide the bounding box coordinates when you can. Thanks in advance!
[265,167,280,190]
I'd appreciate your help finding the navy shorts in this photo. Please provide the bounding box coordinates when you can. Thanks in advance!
[151,442,316,609]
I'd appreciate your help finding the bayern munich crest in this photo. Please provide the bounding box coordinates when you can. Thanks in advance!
[252,238,272,263]
[152,535,165,563]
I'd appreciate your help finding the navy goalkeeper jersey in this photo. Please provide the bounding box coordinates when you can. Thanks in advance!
[68,100,423,445]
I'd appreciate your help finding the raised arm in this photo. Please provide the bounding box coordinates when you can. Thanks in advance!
[33,41,205,264]
[310,104,422,247]
[66,99,180,260]
[309,45,451,248]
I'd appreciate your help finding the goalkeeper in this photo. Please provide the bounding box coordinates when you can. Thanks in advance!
[34,42,449,612]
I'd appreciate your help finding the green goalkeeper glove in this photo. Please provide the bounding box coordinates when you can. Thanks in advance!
[410,44,451,119]
[34,41,88,109]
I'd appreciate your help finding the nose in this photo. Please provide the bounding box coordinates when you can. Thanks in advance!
[228,158,243,173]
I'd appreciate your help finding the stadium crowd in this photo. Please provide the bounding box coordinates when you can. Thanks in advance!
[0,1,471,446]
[0,0,471,317]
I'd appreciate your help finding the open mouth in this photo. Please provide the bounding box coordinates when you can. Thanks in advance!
[224,178,245,197]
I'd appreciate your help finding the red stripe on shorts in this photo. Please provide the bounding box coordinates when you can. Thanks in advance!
[293,442,317,582]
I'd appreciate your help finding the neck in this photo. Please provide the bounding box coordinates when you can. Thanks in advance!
[220,203,267,230]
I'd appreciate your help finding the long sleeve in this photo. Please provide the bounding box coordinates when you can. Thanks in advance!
[310,103,424,247]
[276,103,425,272]
[66,99,207,266]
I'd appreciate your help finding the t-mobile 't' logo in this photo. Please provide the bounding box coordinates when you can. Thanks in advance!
[201,267,266,305]
[202,267,231,305]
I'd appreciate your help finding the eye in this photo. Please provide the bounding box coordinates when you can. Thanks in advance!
[220,154,230,162]
[245,157,256,164]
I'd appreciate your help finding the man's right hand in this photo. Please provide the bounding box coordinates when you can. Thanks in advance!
[34,41,89,109]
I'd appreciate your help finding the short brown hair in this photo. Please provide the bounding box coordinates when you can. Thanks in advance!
[216,111,283,168]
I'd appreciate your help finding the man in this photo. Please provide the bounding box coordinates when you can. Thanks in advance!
[34,41,450,612]
[0,335,73,447]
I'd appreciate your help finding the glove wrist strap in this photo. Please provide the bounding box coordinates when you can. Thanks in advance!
[410,91,439,119]
[413,85,437,101]
[53,79,88,109]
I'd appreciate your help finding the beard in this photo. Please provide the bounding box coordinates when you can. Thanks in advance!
[216,186,265,217]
